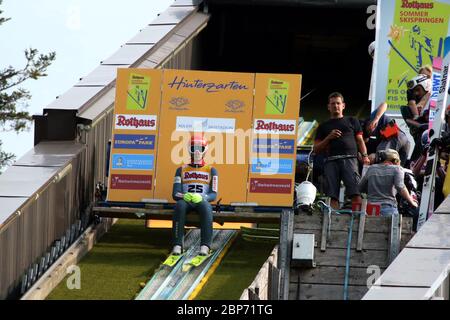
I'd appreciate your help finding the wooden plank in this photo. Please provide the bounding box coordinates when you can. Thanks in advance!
[357,213,366,251]
[277,209,294,300]
[308,248,389,268]
[401,232,413,249]
[289,283,369,300]
[295,215,381,233]
[388,214,401,263]
[320,211,329,251]
[356,200,367,252]
[331,230,388,251]
[248,288,260,300]
[290,266,386,286]
[268,262,280,300]
[295,214,413,234]
[293,229,388,251]
[402,216,413,234]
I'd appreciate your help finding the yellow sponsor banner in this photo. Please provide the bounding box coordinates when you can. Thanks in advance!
[153,69,255,204]
[106,68,162,202]
[107,68,302,207]
[246,73,302,206]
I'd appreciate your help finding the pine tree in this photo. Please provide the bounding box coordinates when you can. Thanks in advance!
[0,0,56,170]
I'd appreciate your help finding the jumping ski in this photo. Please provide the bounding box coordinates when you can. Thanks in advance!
[162,252,186,267]
[182,252,213,272]
[417,39,450,230]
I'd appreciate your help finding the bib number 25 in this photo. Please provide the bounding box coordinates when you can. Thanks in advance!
[188,185,203,193]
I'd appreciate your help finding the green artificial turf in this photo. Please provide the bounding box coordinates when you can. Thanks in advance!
[46,219,275,300]
[47,219,172,300]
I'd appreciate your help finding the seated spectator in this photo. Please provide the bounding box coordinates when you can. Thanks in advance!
[360,103,410,166]
[374,119,410,167]
[407,65,432,119]
[359,149,418,216]
[401,74,432,160]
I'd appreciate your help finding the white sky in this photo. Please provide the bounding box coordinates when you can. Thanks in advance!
[0,0,172,167]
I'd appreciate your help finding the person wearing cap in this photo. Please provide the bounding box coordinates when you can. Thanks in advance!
[407,73,432,120]
[359,102,410,166]
[314,92,370,210]
[171,134,218,257]
[407,66,432,119]
[359,149,418,216]
[373,118,410,167]
[400,72,432,160]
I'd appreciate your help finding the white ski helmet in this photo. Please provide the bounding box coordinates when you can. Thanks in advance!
[368,41,375,59]
[407,74,431,92]
[421,129,430,148]
[295,181,317,209]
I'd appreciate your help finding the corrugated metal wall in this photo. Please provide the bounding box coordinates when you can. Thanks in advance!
[0,144,86,299]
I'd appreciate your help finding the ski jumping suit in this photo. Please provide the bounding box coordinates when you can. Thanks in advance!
[172,164,218,249]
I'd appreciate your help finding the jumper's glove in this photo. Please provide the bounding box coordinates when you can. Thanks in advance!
[183,193,193,202]
[191,193,203,204]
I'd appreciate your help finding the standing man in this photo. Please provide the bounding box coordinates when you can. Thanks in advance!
[314,92,370,209]
[171,134,218,257]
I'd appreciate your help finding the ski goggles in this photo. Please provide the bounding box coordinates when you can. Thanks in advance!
[189,145,206,153]
[407,75,428,90]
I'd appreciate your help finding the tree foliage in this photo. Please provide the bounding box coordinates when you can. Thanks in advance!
[0,0,56,170]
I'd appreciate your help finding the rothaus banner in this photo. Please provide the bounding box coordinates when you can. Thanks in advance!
[107,68,162,202]
[372,0,450,114]
[107,69,302,207]
[247,74,301,206]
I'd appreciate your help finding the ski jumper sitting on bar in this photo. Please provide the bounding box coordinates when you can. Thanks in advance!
[313,92,370,210]
[171,134,218,257]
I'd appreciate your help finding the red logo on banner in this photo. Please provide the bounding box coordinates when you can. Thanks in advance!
[184,172,209,181]
[401,0,433,10]
[115,115,156,129]
[111,174,152,190]
[249,178,292,194]
[254,119,295,133]
[255,120,295,132]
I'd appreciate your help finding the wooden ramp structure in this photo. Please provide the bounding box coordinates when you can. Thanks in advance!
[288,213,413,300]
[242,209,414,300]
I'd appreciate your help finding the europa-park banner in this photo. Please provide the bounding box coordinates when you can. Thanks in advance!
[372,0,450,115]
[107,68,302,207]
